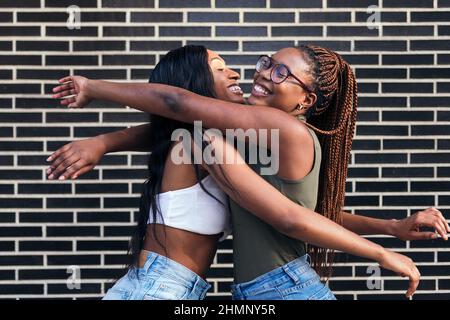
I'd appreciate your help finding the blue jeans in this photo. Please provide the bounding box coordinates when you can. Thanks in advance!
[231,254,336,300]
[103,251,211,300]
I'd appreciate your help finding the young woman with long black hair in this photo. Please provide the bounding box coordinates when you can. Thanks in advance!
[51,45,448,300]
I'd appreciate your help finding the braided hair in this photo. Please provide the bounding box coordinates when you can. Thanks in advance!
[297,44,358,279]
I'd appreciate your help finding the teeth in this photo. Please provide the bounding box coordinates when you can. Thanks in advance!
[254,84,269,95]
[228,85,243,94]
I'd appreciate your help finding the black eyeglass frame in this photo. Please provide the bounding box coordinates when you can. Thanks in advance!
[256,55,312,92]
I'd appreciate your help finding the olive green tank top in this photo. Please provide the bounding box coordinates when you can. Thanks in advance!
[230,116,322,284]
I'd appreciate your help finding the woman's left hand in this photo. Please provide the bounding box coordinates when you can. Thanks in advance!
[391,207,449,241]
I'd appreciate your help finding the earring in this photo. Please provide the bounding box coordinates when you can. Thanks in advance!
[296,104,305,111]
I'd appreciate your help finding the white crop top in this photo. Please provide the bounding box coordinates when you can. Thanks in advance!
[147,174,232,242]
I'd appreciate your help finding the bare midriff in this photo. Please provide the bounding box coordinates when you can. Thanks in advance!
[142,224,221,280]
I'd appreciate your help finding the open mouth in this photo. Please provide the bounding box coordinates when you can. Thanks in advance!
[251,82,271,97]
[227,83,243,95]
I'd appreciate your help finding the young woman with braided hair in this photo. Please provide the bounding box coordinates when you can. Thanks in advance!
[51,44,449,300]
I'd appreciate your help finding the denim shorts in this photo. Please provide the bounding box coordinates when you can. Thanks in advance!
[231,254,336,300]
[103,251,211,300]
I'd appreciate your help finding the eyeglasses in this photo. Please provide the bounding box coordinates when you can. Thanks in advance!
[255,55,312,92]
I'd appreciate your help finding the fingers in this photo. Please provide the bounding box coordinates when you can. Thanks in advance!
[59,76,73,83]
[414,209,448,240]
[71,165,94,180]
[60,96,77,106]
[53,82,74,93]
[47,144,70,162]
[47,151,78,180]
[405,266,420,298]
[59,159,84,180]
[430,207,450,233]
[409,231,438,240]
[52,89,76,99]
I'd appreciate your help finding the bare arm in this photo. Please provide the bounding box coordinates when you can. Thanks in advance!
[194,132,420,298]
[342,210,449,240]
[47,123,152,180]
[53,76,314,180]
[97,123,152,153]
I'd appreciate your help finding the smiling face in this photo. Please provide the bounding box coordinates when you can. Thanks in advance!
[248,47,317,115]
[207,49,245,104]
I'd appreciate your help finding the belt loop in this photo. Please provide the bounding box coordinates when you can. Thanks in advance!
[282,264,300,284]
[191,276,201,297]
[231,283,243,300]
[141,251,158,272]
[305,253,312,265]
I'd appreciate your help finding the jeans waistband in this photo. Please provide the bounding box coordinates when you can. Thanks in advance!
[134,250,211,299]
[231,254,313,296]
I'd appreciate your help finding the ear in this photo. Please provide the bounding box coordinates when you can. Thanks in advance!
[290,92,318,116]
[302,92,317,110]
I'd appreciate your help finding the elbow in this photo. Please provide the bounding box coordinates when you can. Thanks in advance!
[275,206,308,238]
[158,85,185,114]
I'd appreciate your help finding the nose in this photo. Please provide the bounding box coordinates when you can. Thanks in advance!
[228,68,240,81]
[256,66,271,82]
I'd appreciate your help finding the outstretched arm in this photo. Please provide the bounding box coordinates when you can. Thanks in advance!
[342,209,449,241]
[193,132,420,298]
[47,123,152,180]
[52,76,314,180]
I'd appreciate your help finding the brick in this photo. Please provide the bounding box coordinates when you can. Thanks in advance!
[355,40,407,51]
[383,139,434,150]
[189,12,239,22]
[45,0,97,7]
[73,41,126,51]
[412,125,450,135]
[383,0,434,7]
[20,212,73,223]
[102,0,154,7]
[216,27,266,37]
[18,183,71,194]
[47,198,100,209]
[17,41,68,51]
[0,27,40,36]
[382,167,434,178]
[46,27,98,37]
[383,26,434,36]
[355,12,406,23]
[327,0,374,7]
[355,153,407,164]
[46,55,98,66]
[159,0,210,7]
[131,12,182,22]
[272,26,323,37]
[159,26,212,37]
[47,226,100,237]
[131,40,182,51]
[216,0,265,8]
[301,12,351,22]
[382,111,434,122]
[244,13,295,23]
[17,127,70,137]
[102,55,155,66]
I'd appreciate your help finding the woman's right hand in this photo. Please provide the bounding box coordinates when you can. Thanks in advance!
[52,75,92,108]
[46,137,107,180]
[377,249,421,298]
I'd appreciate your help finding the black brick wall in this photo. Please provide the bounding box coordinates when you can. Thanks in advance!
[0,0,449,300]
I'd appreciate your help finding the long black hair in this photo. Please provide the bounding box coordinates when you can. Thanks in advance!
[127,45,227,272]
